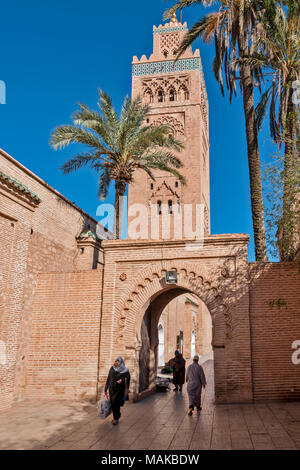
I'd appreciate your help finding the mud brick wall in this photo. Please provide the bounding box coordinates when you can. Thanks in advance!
[0,149,108,411]
[24,270,103,401]
[249,262,300,401]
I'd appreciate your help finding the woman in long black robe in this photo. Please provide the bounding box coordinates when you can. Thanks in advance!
[105,357,130,425]
[168,350,186,391]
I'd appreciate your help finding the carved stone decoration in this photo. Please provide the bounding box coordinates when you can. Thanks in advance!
[142,75,190,104]
[151,115,184,137]
[150,180,180,203]
[159,33,180,56]
[201,93,208,129]
[120,273,127,281]
[221,268,229,278]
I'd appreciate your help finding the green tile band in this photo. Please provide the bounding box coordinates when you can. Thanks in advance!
[0,170,41,202]
[153,26,188,34]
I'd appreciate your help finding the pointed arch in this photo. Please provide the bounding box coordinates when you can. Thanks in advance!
[143,87,153,104]
[156,88,165,103]
[178,85,189,101]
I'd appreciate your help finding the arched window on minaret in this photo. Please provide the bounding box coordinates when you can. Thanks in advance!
[157,89,164,103]
[162,50,168,59]
[157,200,162,215]
[144,88,154,104]
[169,88,176,102]
[168,200,173,214]
[179,85,189,101]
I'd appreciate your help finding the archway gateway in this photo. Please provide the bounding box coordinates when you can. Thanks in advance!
[99,235,253,404]
[138,287,213,395]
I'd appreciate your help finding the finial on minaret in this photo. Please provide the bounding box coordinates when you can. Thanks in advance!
[170,12,178,24]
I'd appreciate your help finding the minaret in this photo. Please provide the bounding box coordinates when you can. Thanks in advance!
[128,13,210,240]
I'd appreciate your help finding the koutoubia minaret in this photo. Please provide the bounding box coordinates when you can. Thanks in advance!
[128,12,210,240]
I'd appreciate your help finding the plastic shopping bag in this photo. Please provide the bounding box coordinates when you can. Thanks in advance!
[97,397,111,419]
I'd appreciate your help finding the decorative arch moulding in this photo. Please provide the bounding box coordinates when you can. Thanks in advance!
[115,261,233,347]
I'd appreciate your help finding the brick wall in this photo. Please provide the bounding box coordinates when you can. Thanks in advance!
[24,270,103,401]
[249,262,300,401]
[0,149,109,411]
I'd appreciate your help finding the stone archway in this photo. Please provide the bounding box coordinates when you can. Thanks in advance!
[99,236,253,404]
[113,261,234,403]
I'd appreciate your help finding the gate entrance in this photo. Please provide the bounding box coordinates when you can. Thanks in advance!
[139,289,213,394]
[99,235,253,404]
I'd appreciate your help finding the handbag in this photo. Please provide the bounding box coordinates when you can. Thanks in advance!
[97,397,112,419]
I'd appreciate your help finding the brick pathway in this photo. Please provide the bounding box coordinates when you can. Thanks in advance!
[0,360,299,450]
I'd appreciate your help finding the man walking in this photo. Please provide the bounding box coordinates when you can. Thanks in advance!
[186,355,206,415]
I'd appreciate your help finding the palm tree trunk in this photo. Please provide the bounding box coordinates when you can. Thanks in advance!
[113,180,126,239]
[281,86,296,261]
[239,63,268,262]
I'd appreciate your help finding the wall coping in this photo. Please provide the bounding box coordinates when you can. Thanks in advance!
[0,148,111,233]
[101,234,250,250]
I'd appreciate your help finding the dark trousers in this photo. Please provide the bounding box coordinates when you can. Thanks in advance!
[112,402,121,420]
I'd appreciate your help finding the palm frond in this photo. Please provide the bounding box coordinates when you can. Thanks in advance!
[141,149,184,170]
[97,168,111,201]
[255,86,272,132]
[163,0,214,21]
[72,103,116,150]
[175,15,216,59]
[50,125,108,152]
[140,160,186,185]
[59,152,100,174]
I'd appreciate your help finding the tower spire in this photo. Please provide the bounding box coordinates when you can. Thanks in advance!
[170,12,178,24]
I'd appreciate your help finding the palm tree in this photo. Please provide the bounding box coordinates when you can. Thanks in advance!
[240,0,300,260]
[164,0,268,261]
[50,89,185,238]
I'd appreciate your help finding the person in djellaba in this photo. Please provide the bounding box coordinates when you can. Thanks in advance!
[105,357,130,425]
[167,350,186,392]
[186,354,206,415]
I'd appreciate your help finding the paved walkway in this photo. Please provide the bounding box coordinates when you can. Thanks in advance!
[0,360,300,450]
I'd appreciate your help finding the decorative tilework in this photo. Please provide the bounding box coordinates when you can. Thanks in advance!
[132,58,200,76]
[153,26,188,34]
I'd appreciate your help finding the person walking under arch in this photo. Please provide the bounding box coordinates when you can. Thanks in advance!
[104,357,130,425]
[167,350,186,392]
[186,355,206,415]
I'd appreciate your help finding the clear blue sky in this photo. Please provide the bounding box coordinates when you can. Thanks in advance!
[0,0,277,261]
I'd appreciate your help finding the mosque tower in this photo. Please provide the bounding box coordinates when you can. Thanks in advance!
[128,12,210,240]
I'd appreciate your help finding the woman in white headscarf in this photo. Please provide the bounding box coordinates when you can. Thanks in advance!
[105,357,130,425]
[186,355,206,416]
